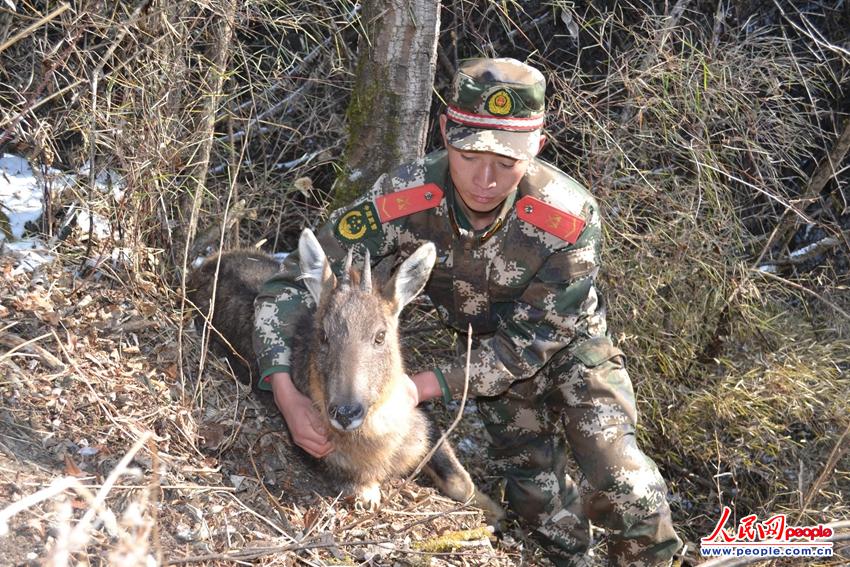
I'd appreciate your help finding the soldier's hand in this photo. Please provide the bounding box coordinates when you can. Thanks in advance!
[269,372,334,458]
[410,370,444,404]
[402,373,419,408]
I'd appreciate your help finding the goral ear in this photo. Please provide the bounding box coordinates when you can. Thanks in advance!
[383,242,436,315]
[298,228,334,304]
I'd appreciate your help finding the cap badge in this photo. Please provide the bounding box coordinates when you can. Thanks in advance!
[487,89,513,116]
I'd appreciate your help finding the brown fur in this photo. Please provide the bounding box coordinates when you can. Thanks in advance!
[186,250,279,385]
[189,236,503,522]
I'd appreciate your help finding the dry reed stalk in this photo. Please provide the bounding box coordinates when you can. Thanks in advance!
[1,2,848,565]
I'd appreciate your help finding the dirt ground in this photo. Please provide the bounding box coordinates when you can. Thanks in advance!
[2,234,849,566]
[0,252,571,566]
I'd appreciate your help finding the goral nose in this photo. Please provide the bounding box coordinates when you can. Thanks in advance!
[328,403,365,430]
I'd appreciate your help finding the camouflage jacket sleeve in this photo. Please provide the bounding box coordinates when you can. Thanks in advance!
[436,212,606,399]
[252,175,400,388]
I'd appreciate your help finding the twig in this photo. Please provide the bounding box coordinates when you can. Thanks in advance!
[0,331,64,369]
[406,324,472,483]
[392,500,479,536]
[15,483,238,491]
[795,418,850,524]
[756,236,842,270]
[167,538,394,565]
[191,118,250,404]
[479,12,552,55]
[0,2,71,54]
[751,268,850,321]
[599,0,692,184]
[214,80,312,144]
[82,0,153,272]
[0,28,82,146]
[211,126,269,148]
[0,431,153,538]
[273,146,336,171]
[664,460,716,491]
[0,438,20,463]
[181,0,237,252]
[223,491,299,543]
[148,436,164,567]
[628,0,692,97]
[786,237,840,264]
[698,161,807,222]
[247,429,297,536]
[177,0,238,399]
[227,3,361,118]
[759,117,850,260]
[207,1,361,154]
[0,476,79,536]
[414,528,494,552]
[698,120,848,373]
[69,431,153,543]
[772,0,850,61]
[49,329,140,445]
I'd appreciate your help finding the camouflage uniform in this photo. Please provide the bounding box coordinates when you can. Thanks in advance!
[254,58,681,566]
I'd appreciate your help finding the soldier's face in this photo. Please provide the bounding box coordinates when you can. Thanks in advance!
[439,114,543,219]
[444,145,528,214]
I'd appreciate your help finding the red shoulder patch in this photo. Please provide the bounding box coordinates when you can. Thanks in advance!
[516,195,586,244]
[375,183,443,223]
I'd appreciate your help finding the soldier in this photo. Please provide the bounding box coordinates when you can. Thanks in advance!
[253,58,682,566]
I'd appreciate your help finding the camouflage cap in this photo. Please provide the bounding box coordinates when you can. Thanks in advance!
[445,58,546,161]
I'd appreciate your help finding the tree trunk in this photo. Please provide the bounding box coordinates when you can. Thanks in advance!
[333,0,441,207]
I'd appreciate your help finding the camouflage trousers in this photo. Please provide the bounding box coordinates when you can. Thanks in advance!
[476,336,682,567]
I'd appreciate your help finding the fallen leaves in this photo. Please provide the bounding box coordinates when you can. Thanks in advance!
[0,254,521,567]
[11,289,60,326]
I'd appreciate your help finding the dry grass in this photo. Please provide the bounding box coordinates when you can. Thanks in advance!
[0,254,525,566]
[1,0,849,565]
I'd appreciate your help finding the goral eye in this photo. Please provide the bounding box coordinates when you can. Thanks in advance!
[374,330,386,345]
[319,329,329,344]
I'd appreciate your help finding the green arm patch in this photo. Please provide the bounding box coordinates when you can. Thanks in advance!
[334,201,383,244]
